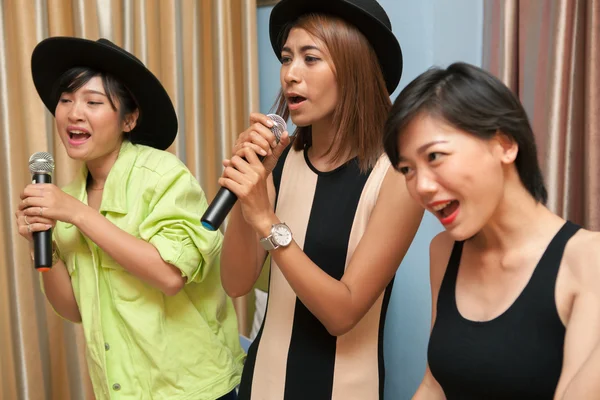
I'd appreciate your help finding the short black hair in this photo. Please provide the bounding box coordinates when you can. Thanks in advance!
[55,67,140,139]
[383,62,547,204]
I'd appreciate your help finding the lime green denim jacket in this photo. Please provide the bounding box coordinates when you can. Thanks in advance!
[50,141,244,399]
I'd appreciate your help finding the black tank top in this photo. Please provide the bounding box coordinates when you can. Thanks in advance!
[428,221,580,399]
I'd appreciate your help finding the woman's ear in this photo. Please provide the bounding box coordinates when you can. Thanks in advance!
[494,130,518,164]
[123,109,140,133]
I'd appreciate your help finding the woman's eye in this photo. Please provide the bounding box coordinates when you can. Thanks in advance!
[428,152,443,162]
[398,165,412,175]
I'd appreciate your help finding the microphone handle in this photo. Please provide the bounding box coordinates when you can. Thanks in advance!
[201,187,238,231]
[32,173,53,271]
[201,154,266,231]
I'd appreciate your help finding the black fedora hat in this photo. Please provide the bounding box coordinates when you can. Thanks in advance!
[269,0,403,94]
[31,37,178,150]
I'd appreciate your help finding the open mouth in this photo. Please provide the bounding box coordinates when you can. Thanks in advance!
[68,130,91,143]
[288,96,306,105]
[431,200,460,224]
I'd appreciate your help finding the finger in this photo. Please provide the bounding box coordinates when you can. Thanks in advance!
[249,112,274,128]
[217,177,246,199]
[18,200,32,211]
[222,165,249,185]
[273,131,291,158]
[250,123,278,148]
[22,215,55,226]
[24,222,53,234]
[242,146,262,165]
[18,224,33,238]
[23,206,45,216]
[24,184,48,195]
[249,131,273,154]
[245,140,269,157]
[236,143,270,159]
[230,154,254,171]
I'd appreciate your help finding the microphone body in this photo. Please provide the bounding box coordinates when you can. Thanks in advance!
[29,152,55,271]
[32,172,53,270]
[201,114,287,231]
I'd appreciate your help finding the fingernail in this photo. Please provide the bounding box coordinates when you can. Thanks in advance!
[272,141,277,147]
[46,224,52,229]
[266,120,274,127]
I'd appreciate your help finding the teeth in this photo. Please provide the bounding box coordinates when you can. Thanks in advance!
[70,130,88,135]
[432,201,452,211]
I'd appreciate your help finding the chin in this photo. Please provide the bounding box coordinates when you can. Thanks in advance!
[64,147,90,161]
[444,223,479,242]
[289,115,310,128]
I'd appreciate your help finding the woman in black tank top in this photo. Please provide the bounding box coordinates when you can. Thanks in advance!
[382,62,600,399]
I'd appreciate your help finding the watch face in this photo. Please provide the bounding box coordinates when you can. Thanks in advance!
[272,224,292,246]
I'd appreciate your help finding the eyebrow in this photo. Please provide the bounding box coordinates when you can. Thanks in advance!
[398,140,449,162]
[281,45,321,54]
[82,89,108,97]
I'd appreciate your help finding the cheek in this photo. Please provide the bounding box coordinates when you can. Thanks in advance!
[54,108,67,124]
[460,158,505,217]
[405,178,423,205]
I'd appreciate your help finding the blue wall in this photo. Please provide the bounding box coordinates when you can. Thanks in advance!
[257,2,483,398]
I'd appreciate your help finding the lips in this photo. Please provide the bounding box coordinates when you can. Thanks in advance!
[429,200,460,225]
[67,126,91,145]
[288,95,306,104]
[286,93,307,111]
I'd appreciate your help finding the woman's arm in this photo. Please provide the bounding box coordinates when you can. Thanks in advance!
[16,196,80,322]
[553,231,600,400]
[411,232,452,399]
[220,175,276,297]
[74,209,186,295]
[220,112,290,297]
[232,153,423,336]
[21,166,217,297]
[560,339,600,399]
[40,258,82,323]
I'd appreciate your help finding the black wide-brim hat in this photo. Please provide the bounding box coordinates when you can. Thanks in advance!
[31,37,178,150]
[269,0,403,94]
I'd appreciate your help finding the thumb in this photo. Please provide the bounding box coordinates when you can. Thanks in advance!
[264,131,291,172]
[273,131,291,159]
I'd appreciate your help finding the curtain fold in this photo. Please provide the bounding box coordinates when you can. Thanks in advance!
[0,1,258,399]
[483,0,600,230]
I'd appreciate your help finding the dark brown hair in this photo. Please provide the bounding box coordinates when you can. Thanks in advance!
[55,67,139,139]
[274,13,391,172]
[383,62,547,204]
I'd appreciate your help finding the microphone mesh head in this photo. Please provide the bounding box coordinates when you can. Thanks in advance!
[267,114,288,142]
[28,152,55,174]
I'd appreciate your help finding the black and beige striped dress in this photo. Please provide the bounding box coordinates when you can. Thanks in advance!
[238,147,394,400]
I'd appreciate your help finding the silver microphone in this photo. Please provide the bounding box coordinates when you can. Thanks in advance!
[28,152,55,271]
[29,152,55,176]
[201,114,288,231]
[267,113,288,142]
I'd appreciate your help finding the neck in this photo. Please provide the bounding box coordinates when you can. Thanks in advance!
[470,180,562,252]
[86,142,122,189]
[308,118,353,170]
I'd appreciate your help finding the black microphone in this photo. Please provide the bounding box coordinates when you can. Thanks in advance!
[28,152,55,271]
[201,114,288,231]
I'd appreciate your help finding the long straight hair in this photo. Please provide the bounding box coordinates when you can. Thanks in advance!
[274,13,391,172]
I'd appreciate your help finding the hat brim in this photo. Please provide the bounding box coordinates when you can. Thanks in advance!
[269,0,403,94]
[31,37,178,150]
